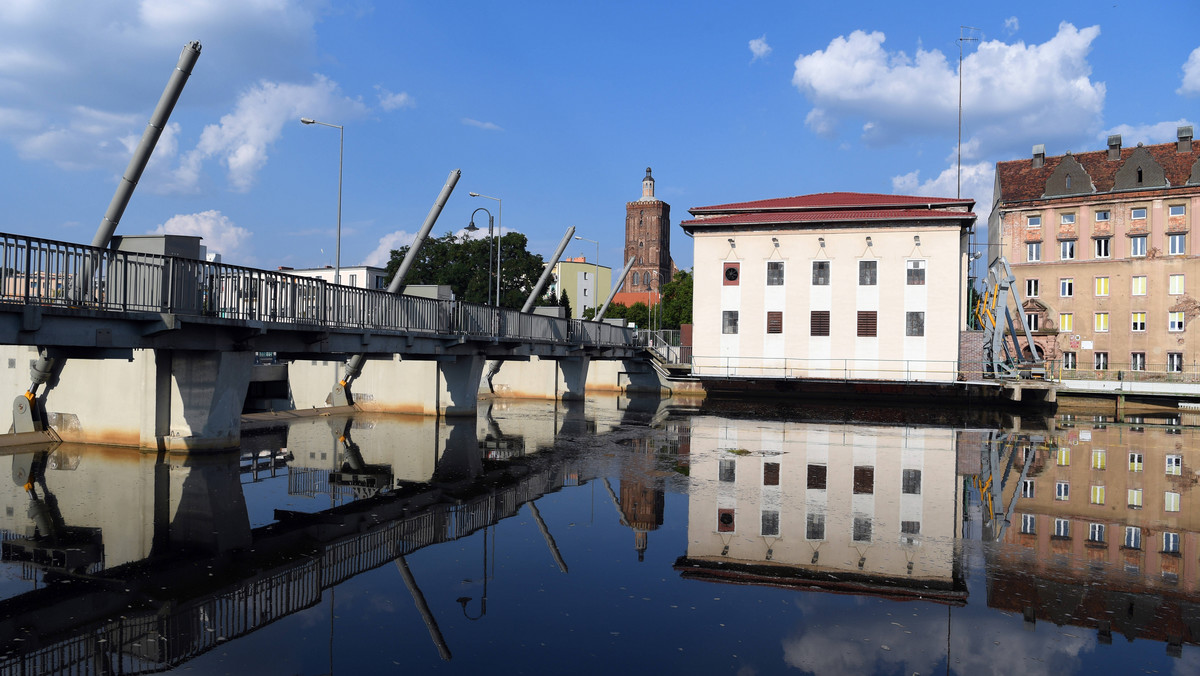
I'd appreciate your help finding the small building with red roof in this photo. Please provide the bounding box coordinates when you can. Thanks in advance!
[680,191,976,382]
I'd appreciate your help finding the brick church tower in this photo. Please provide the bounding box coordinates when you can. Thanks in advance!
[623,167,674,295]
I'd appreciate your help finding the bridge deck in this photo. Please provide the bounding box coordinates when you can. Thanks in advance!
[0,233,641,359]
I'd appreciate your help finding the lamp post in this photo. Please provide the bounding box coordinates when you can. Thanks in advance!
[574,236,598,320]
[464,207,495,305]
[300,117,343,285]
[470,193,502,305]
[647,269,662,333]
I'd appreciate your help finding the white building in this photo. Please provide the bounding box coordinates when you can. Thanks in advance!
[681,192,976,381]
[280,265,389,290]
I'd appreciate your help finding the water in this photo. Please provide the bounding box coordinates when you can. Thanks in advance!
[0,397,1196,674]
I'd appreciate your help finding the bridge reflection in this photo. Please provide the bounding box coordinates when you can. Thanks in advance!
[0,402,602,673]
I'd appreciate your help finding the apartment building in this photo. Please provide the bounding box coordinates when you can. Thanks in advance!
[990,126,1200,373]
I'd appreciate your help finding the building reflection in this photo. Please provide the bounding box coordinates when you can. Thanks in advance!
[674,416,967,604]
[982,413,1200,653]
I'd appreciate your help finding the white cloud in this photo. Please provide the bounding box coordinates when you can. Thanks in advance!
[462,118,503,132]
[1178,46,1200,96]
[375,85,415,111]
[364,229,417,267]
[174,75,366,193]
[792,22,1105,157]
[1004,17,1019,34]
[892,158,995,250]
[749,35,772,62]
[1101,118,1196,146]
[782,601,1095,676]
[15,106,139,170]
[152,209,251,262]
[0,0,323,175]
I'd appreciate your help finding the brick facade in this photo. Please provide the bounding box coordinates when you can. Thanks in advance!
[624,168,675,292]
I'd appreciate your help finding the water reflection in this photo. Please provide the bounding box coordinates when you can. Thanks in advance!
[676,417,966,604]
[982,414,1200,654]
[0,399,1194,673]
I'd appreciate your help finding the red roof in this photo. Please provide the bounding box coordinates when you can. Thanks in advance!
[996,140,1200,203]
[689,191,972,214]
[681,191,975,233]
[681,209,975,232]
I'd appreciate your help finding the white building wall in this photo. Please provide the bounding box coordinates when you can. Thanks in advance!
[692,225,967,381]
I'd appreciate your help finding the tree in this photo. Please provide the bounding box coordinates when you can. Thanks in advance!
[660,270,693,329]
[558,288,572,319]
[624,301,649,328]
[383,231,547,308]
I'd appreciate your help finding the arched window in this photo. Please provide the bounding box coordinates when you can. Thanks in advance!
[632,272,640,286]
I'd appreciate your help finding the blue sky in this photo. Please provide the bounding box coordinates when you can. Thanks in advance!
[1,1,1197,275]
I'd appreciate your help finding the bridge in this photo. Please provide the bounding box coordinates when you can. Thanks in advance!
[0,231,645,450]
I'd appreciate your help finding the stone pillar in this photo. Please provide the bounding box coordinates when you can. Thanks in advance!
[556,356,590,400]
[159,350,254,450]
[435,355,487,417]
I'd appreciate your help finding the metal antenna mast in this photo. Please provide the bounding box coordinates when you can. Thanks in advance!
[957,26,980,198]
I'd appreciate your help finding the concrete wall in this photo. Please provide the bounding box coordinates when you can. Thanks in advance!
[289,354,486,416]
[0,346,251,450]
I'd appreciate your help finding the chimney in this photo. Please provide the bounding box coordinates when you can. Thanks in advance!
[1179,125,1194,153]
[1107,134,1122,160]
[1032,144,1045,169]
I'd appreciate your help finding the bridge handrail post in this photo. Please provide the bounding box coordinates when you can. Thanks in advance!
[22,240,31,306]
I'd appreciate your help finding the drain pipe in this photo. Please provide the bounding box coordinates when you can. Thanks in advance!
[332,169,461,406]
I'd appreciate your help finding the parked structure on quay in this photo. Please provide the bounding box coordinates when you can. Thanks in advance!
[990,127,1200,375]
[681,192,976,382]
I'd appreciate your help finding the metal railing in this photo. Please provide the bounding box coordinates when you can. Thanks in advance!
[637,329,690,364]
[691,355,972,382]
[1046,359,1200,384]
[0,232,635,349]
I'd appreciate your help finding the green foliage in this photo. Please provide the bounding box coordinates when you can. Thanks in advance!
[383,231,547,308]
[558,288,572,318]
[659,269,693,329]
[624,301,649,328]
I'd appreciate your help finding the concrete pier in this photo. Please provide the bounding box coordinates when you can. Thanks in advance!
[1,346,251,451]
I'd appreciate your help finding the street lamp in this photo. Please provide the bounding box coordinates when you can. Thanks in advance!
[300,117,343,285]
[470,193,502,305]
[647,269,663,333]
[465,207,495,305]
[574,236,598,320]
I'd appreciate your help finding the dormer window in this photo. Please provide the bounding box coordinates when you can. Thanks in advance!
[1065,175,1072,189]
[1136,167,1144,183]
